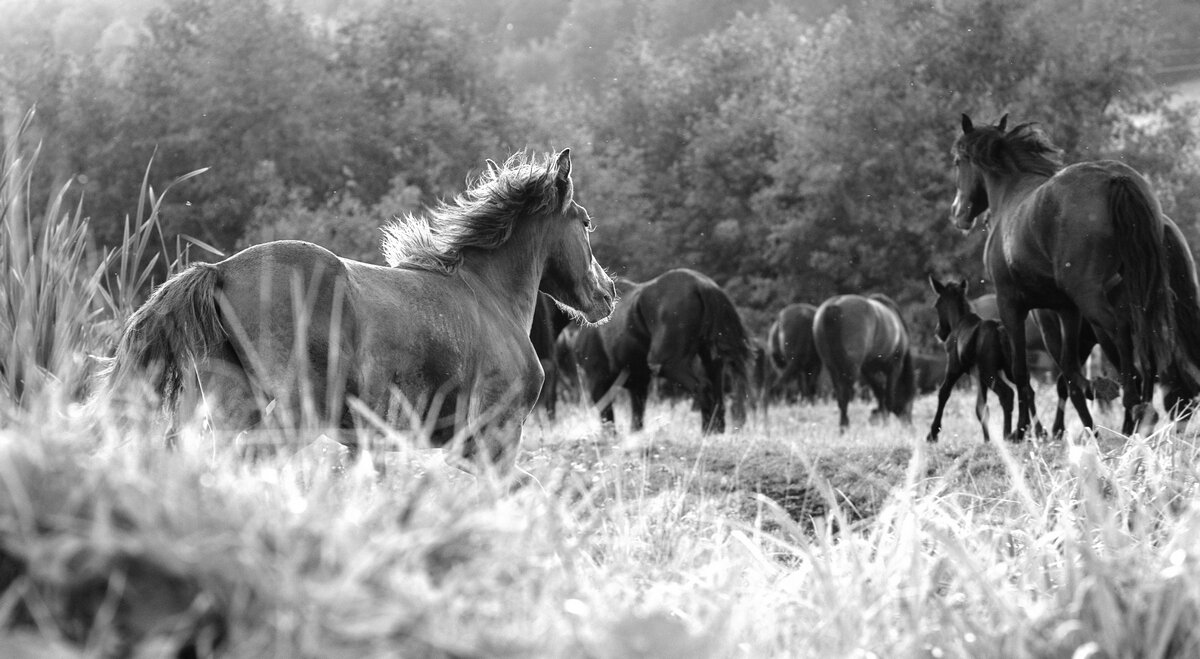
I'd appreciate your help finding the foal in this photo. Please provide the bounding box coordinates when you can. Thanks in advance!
[926,276,1016,443]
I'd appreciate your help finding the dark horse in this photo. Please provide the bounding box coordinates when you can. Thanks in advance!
[812,293,916,429]
[766,302,822,403]
[104,150,616,471]
[951,114,1200,438]
[926,276,1015,443]
[1038,215,1200,436]
[573,268,752,433]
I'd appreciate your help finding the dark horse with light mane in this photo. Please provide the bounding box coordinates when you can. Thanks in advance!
[104,150,615,471]
[951,114,1200,438]
[573,268,752,433]
[766,302,822,403]
[812,293,916,430]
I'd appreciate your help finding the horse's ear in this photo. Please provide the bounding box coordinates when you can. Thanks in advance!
[997,113,1008,132]
[485,158,500,175]
[555,148,572,181]
[959,278,970,295]
[961,113,975,134]
[553,148,572,205]
[928,273,945,294]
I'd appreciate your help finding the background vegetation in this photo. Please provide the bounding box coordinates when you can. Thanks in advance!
[3,0,1200,341]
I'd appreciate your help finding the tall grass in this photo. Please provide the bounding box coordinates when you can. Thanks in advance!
[4,122,1200,657]
[0,108,205,415]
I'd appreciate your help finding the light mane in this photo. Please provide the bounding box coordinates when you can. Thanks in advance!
[381,151,570,273]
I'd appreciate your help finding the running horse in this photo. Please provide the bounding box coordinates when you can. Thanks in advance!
[812,293,916,430]
[950,114,1200,438]
[926,275,1016,443]
[105,150,616,471]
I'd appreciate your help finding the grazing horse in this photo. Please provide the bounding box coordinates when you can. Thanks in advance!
[766,303,822,403]
[105,150,615,471]
[926,276,1015,443]
[950,114,1200,438]
[911,351,948,395]
[574,268,752,433]
[530,292,574,420]
[812,293,916,430]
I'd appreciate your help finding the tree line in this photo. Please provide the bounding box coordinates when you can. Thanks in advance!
[3,0,1199,347]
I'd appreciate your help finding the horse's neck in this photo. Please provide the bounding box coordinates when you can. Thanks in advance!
[985,171,1047,212]
[461,230,545,331]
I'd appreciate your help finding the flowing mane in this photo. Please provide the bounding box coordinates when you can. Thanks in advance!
[953,122,1063,178]
[381,150,571,273]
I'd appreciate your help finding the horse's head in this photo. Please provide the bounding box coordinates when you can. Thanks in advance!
[928,274,970,343]
[539,149,616,324]
[949,113,1001,231]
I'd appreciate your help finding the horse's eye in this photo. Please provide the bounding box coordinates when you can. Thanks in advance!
[583,218,595,233]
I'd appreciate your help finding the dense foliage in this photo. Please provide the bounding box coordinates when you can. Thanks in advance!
[3,0,1199,342]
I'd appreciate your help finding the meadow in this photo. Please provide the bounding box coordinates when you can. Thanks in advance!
[5,366,1200,658]
[4,141,1200,658]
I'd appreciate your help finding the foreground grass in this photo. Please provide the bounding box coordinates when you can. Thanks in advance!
[4,388,1200,657]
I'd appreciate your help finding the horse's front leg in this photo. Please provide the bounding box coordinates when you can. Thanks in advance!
[927,364,964,443]
[999,304,1039,440]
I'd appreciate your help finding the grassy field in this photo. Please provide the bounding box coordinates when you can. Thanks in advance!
[5,383,1200,658]
[5,138,1200,657]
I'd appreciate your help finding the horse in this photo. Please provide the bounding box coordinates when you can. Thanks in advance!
[766,303,822,403]
[926,275,1017,443]
[950,114,1200,438]
[104,149,616,472]
[1044,215,1200,435]
[812,293,916,430]
[530,292,574,420]
[573,268,752,433]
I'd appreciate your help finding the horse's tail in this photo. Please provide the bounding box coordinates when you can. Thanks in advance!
[102,263,226,413]
[1163,216,1200,392]
[698,285,753,392]
[1109,175,1174,379]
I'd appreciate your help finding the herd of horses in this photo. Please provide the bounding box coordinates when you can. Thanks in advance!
[99,115,1200,473]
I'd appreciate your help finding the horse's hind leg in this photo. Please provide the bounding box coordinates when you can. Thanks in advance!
[1050,308,1095,435]
[975,377,991,443]
[998,303,1039,440]
[995,378,1014,441]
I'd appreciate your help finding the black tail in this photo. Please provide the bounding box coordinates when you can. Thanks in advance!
[1163,215,1200,393]
[103,263,226,412]
[1109,175,1174,379]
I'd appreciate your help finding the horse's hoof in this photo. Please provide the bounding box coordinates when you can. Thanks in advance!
[925,433,939,443]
